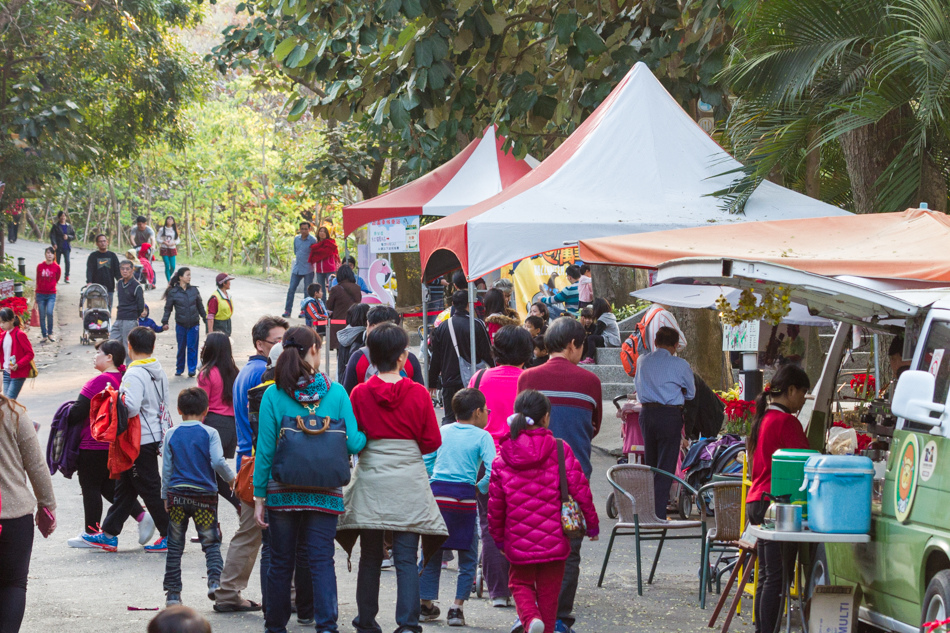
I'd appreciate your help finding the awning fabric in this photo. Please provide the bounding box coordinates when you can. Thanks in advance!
[419,61,848,281]
[579,208,950,283]
[342,126,535,236]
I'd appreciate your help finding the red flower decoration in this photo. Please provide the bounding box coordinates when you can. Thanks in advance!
[0,296,29,318]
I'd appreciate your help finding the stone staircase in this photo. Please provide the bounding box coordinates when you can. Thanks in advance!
[581,345,635,400]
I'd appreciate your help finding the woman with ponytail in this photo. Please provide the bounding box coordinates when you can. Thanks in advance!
[745,364,812,633]
[252,326,366,633]
[487,390,599,633]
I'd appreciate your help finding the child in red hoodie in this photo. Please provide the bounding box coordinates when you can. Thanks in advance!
[35,246,61,342]
[488,390,599,633]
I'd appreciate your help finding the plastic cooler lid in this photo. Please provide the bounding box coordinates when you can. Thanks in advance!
[804,455,874,474]
[773,449,820,461]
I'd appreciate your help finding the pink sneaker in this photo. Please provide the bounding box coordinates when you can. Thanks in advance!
[579,358,596,365]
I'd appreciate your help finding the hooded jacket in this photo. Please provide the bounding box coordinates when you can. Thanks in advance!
[487,427,599,565]
[121,359,171,445]
[597,312,622,347]
[349,375,441,454]
[162,284,206,328]
[485,312,521,342]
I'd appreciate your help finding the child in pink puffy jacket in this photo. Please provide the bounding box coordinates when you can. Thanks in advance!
[487,390,599,633]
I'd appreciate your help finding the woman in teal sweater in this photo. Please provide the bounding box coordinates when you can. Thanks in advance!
[253,326,366,633]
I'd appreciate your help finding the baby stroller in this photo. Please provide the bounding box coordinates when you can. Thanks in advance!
[606,394,692,520]
[79,284,112,345]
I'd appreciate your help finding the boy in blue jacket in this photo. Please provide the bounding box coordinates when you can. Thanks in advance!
[138,305,164,333]
[161,387,236,607]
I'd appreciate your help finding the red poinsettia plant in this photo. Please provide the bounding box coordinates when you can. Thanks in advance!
[849,373,876,400]
[716,384,756,436]
[0,296,29,320]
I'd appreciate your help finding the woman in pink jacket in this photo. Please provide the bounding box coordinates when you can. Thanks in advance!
[488,390,599,633]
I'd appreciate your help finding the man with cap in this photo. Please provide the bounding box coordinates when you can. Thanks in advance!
[207,273,235,336]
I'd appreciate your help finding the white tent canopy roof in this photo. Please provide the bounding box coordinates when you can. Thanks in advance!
[420,62,849,281]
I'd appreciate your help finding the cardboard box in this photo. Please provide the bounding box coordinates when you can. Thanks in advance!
[809,585,858,633]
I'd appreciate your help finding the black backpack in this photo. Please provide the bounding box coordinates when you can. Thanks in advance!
[683,375,725,440]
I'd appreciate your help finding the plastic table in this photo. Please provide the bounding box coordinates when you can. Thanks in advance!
[708,525,869,633]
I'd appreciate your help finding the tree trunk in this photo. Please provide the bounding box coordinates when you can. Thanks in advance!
[391,252,421,309]
[838,109,904,214]
[228,198,238,266]
[184,195,192,258]
[668,307,730,391]
[590,264,638,307]
[27,203,44,239]
[917,153,948,212]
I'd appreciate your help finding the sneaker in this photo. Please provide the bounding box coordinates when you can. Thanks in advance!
[510,620,525,633]
[40,337,48,344]
[81,531,118,552]
[447,607,465,626]
[282,312,291,318]
[442,560,449,569]
[578,357,596,365]
[420,602,441,621]
[188,372,196,378]
[138,512,156,545]
[68,533,97,548]
[47,335,56,342]
[64,278,70,284]
[297,617,315,625]
[554,620,574,633]
[166,592,182,607]
[492,597,511,608]
[527,620,545,633]
[207,580,221,601]
[381,556,394,569]
[144,536,168,553]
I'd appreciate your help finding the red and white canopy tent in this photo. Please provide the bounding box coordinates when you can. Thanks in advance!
[419,62,849,283]
[341,125,536,236]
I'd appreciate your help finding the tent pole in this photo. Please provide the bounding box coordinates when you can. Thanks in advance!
[422,282,429,389]
[326,315,332,380]
[468,281,477,379]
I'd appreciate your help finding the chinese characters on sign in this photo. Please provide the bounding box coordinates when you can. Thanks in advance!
[722,320,760,352]
[369,216,419,253]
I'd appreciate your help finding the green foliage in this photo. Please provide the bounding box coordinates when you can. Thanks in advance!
[209,0,739,184]
[0,0,206,201]
[718,0,950,214]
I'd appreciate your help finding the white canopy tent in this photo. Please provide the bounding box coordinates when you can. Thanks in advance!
[419,61,849,282]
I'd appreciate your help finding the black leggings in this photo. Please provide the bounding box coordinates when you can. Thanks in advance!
[77,449,146,534]
[0,514,34,632]
[748,500,796,633]
[203,412,240,511]
[55,248,70,279]
[583,334,605,360]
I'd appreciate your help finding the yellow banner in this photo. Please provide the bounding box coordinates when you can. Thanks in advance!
[501,248,580,319]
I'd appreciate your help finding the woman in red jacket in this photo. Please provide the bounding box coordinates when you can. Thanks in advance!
[308,226,339,300]
[0,308,34,400]
[745,364,811,633]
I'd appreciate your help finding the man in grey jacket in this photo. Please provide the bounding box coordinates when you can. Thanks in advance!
[83,326,173,553]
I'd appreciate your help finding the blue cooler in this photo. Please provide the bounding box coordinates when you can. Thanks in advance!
[802,455,873,534]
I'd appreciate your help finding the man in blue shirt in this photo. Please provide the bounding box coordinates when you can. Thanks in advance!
[283,221,317,318]
[214,315,287,612]
[634,326,695,518]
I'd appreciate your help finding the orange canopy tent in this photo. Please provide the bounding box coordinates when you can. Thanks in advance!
[578,208,950,283]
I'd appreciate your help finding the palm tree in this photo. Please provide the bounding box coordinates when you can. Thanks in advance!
[718,0,950,214]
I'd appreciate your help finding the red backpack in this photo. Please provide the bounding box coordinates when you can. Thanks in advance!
[620,306,661,377]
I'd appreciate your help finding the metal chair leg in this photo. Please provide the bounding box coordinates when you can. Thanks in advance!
[598,527,618,588]
[635,525,643,596]
[648,529,667,584]
[700,538,710,609]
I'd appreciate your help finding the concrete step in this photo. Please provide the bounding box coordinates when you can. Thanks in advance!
[581,362,633,384]
[600,382,636,401]
[595,346,622,365]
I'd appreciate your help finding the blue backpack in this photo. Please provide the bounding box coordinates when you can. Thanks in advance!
[46,400,81,478]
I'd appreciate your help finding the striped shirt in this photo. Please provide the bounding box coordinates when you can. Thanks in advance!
[541,283,580,316]
[634,348,695,406]
[644,305,687,352]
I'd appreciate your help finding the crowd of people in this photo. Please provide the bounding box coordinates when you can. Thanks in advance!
[0,218,816,633]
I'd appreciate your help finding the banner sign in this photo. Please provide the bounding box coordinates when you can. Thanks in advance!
[723,320,761,352]
[369,216,419,253]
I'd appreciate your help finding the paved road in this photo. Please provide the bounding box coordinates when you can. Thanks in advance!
[8,239,752,633]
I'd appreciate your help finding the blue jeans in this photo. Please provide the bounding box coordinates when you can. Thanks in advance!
[162,255,176,283]
[3,371,25,400]
[265,510,336,633]
[35,293,55,338]
[175,324,199,374]
[284,271,314,314]
[354,530,421,633]
[163,493,222,594]
[260,511,314,621]
[419,532,478,602]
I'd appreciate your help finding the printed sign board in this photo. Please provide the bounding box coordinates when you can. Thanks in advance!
[369,216,419,253]
[723,321,760,352]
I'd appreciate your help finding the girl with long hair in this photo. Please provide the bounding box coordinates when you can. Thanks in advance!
[487,390,598,633]
[197,332,241,510]
[252,326,366,633]
[744,364,812,633]
[157,216,180,283]
[0,308,33,400]
[161,268,206,377]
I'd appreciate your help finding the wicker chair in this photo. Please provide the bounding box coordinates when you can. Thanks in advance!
[697,480,745,608]
[598,464,704,596]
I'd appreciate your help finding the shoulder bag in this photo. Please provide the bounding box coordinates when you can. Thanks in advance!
[271,414,350,488]
[557,439,587,539]
[447,317,488,386]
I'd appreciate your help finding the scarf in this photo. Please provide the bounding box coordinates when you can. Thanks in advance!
[294,372,332,404]
[129,357,157,367]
